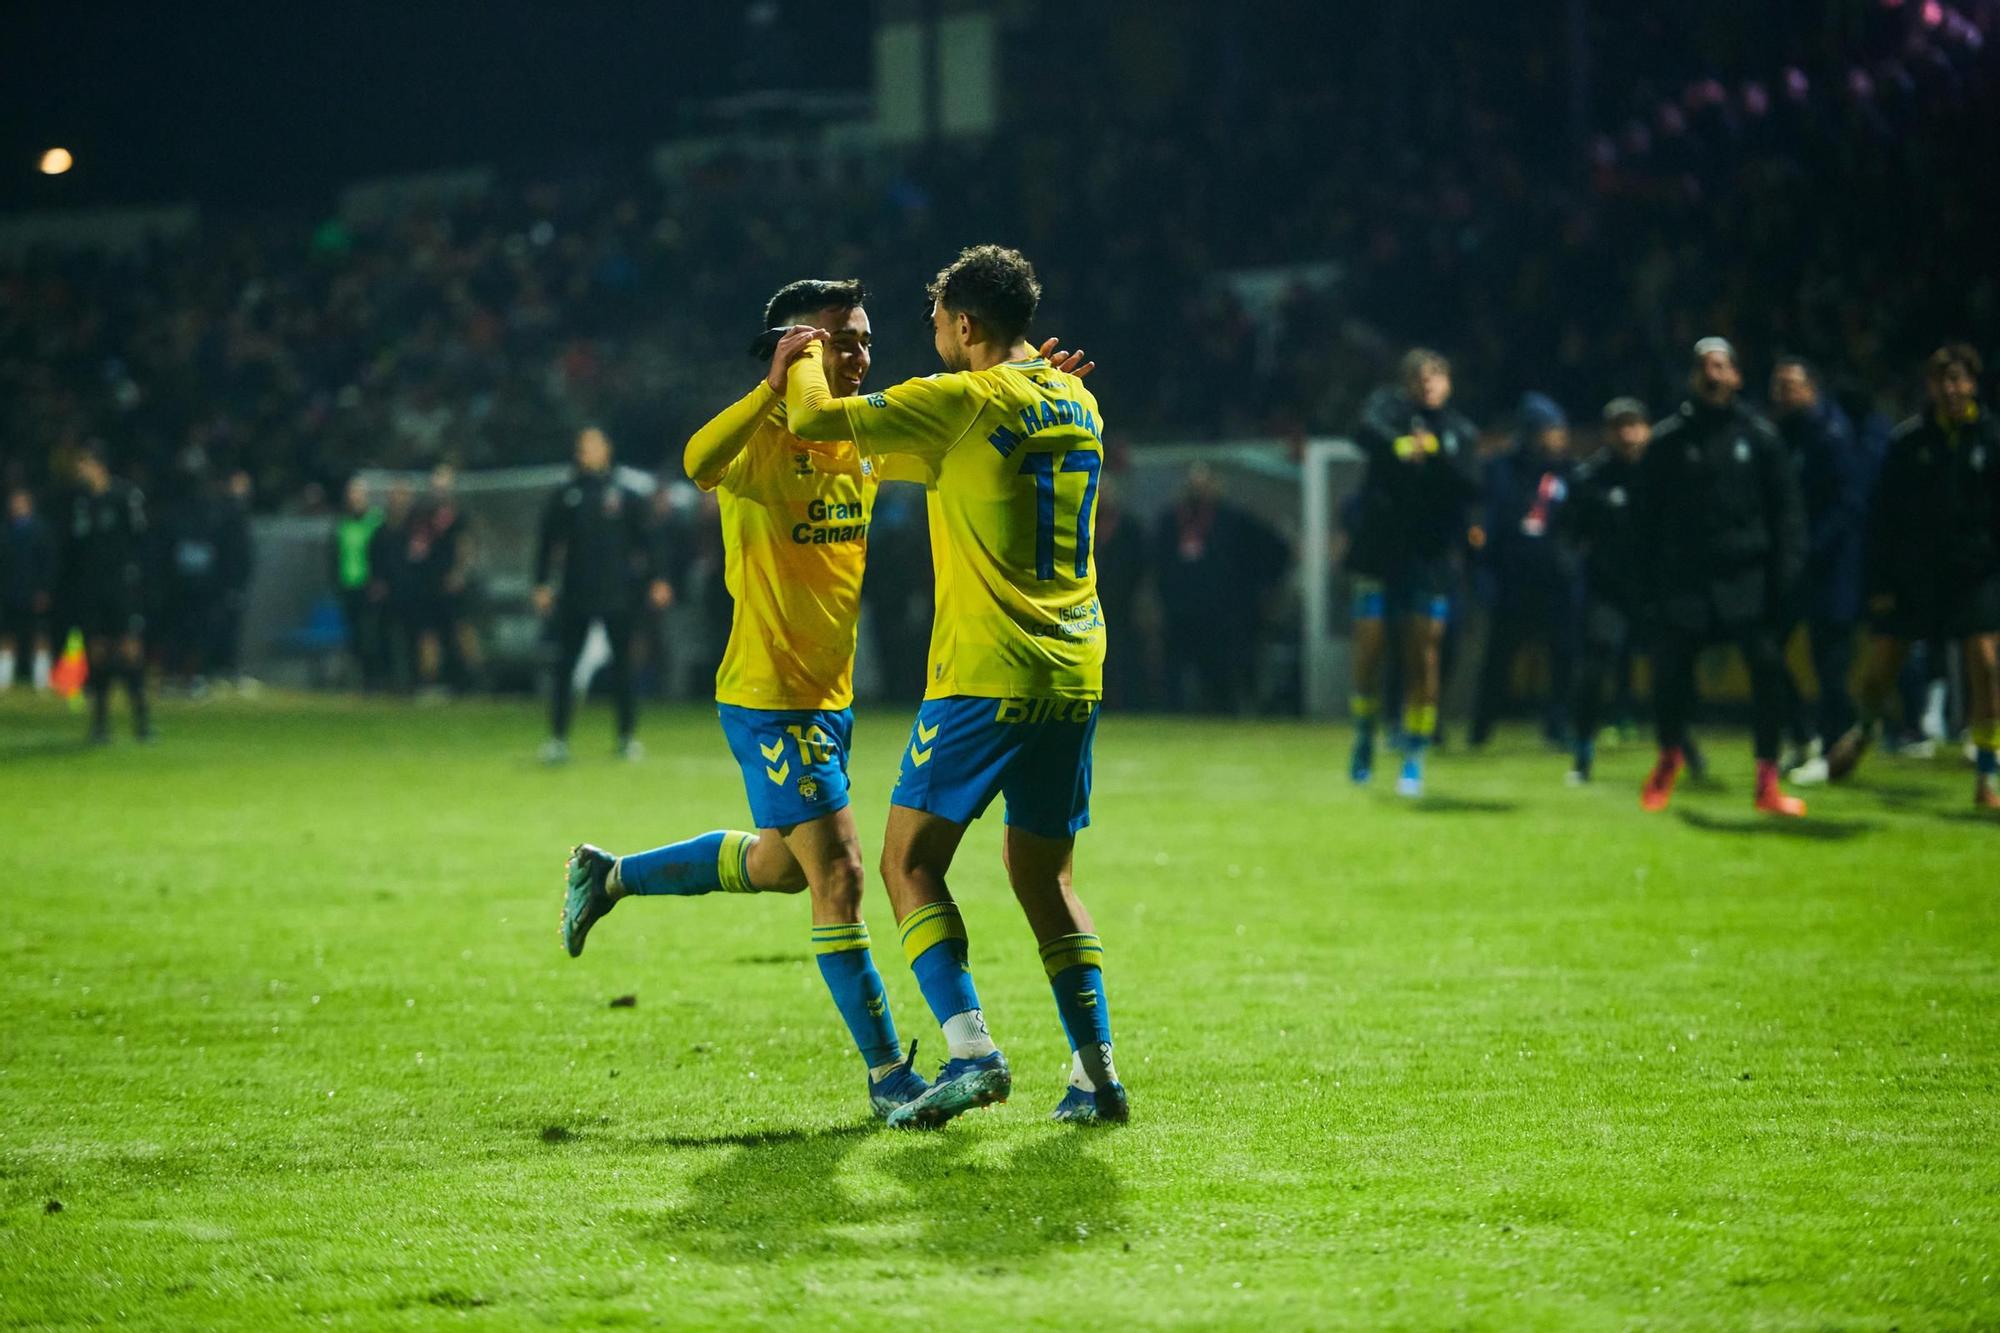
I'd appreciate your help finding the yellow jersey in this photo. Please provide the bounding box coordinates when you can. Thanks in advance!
[684,381,879,710]
[788,342,1106,700]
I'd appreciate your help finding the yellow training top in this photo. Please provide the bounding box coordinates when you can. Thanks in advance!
[683,381,879,710]
[787,341,1106,700]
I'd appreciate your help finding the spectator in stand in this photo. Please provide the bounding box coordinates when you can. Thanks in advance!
[1345,349,1482,796]
[1,486,57,691]
[368,482,419,691]
[1828,344,2000,811]
[1153,462,1289,714]
[1472,392,1580,749]
[532,427,669,763]
[1768,357,1869,783]
[1635,339,1808,817]
[331,477,386,690]
[410,464,482,695]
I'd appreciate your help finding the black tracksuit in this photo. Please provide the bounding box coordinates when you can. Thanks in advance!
[535,470,654,742]
[1864,408,2000,641]
[1636,399,1807,762]
[1562,449,1646,747]
[60,480,152,735]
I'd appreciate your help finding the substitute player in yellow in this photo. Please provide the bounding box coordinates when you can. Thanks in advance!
[786,245,1127,1128]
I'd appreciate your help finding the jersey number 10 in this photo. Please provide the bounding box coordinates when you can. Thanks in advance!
[1017,449,1101,580]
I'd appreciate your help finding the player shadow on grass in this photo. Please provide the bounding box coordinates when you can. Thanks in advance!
[0,734,101,758]
[1852,781,1993,824]
[1400,794,1519,814]
[628,1117,1124,1272]
[1674,809,1875,840]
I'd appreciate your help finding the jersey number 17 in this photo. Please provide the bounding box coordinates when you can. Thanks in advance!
[1017,449,1101,581]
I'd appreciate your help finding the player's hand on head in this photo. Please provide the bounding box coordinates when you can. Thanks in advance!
[766,327,828,393]
[1040,336,1095,378]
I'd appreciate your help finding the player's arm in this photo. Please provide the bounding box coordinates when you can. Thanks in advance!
[786,341,984,461]
[683,382,782,490]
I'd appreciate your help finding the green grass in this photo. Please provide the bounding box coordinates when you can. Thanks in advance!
[1,691,1995,1329]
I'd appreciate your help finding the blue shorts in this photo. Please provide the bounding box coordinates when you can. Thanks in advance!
[716,705,854,830]
[1352,569,1452,624]
[891,695,1098,839]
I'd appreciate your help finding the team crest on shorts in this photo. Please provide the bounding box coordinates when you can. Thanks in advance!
[793,451,814,477]
[797,774,822,801]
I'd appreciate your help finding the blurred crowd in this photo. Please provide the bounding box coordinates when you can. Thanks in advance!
[4,4,1992,506]
[2,2,1994,723]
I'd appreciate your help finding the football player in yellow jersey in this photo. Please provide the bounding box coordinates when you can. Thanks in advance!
[558,277,1093,1123]
[555,277,938,1120]
[785,245,1127,1128]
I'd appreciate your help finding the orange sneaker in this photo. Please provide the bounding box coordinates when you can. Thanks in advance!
[1976,774,2000,812]
[1640,747,1683,812]
[1754,760,1807,817]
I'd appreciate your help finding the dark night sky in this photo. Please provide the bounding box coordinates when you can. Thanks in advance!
[4,1,869,212]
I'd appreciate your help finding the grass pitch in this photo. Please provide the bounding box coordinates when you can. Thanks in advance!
[1,692,1995,1329]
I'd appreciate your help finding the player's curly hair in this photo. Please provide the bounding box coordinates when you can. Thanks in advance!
[1927,343,1984,383]
[763,278,866,331]
[927,245,1041,344]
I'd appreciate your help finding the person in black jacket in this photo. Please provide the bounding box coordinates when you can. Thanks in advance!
[1563,398,1651,783]
[1636,338,1808,817]
[534,426,670,762]
[1768,358,1870,783]
[1,486,57,690]
[1345,348,1482,797]
[1472,392,1579,748]
[60,443,152,742]
[1827,344,2000,809]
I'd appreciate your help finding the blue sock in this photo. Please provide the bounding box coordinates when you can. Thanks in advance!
[812,922,902,1070]
[1041,933,1117,1090]
[1978,747,1998,777]
[616,830,755,896]
[1574,737,1595,775]
[899,901,991,1057]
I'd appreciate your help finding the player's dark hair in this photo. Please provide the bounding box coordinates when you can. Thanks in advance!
[763,278,867,331]
[927,245,1041,344]
[1928,343,1983,383]
[1400,348,1450,382]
